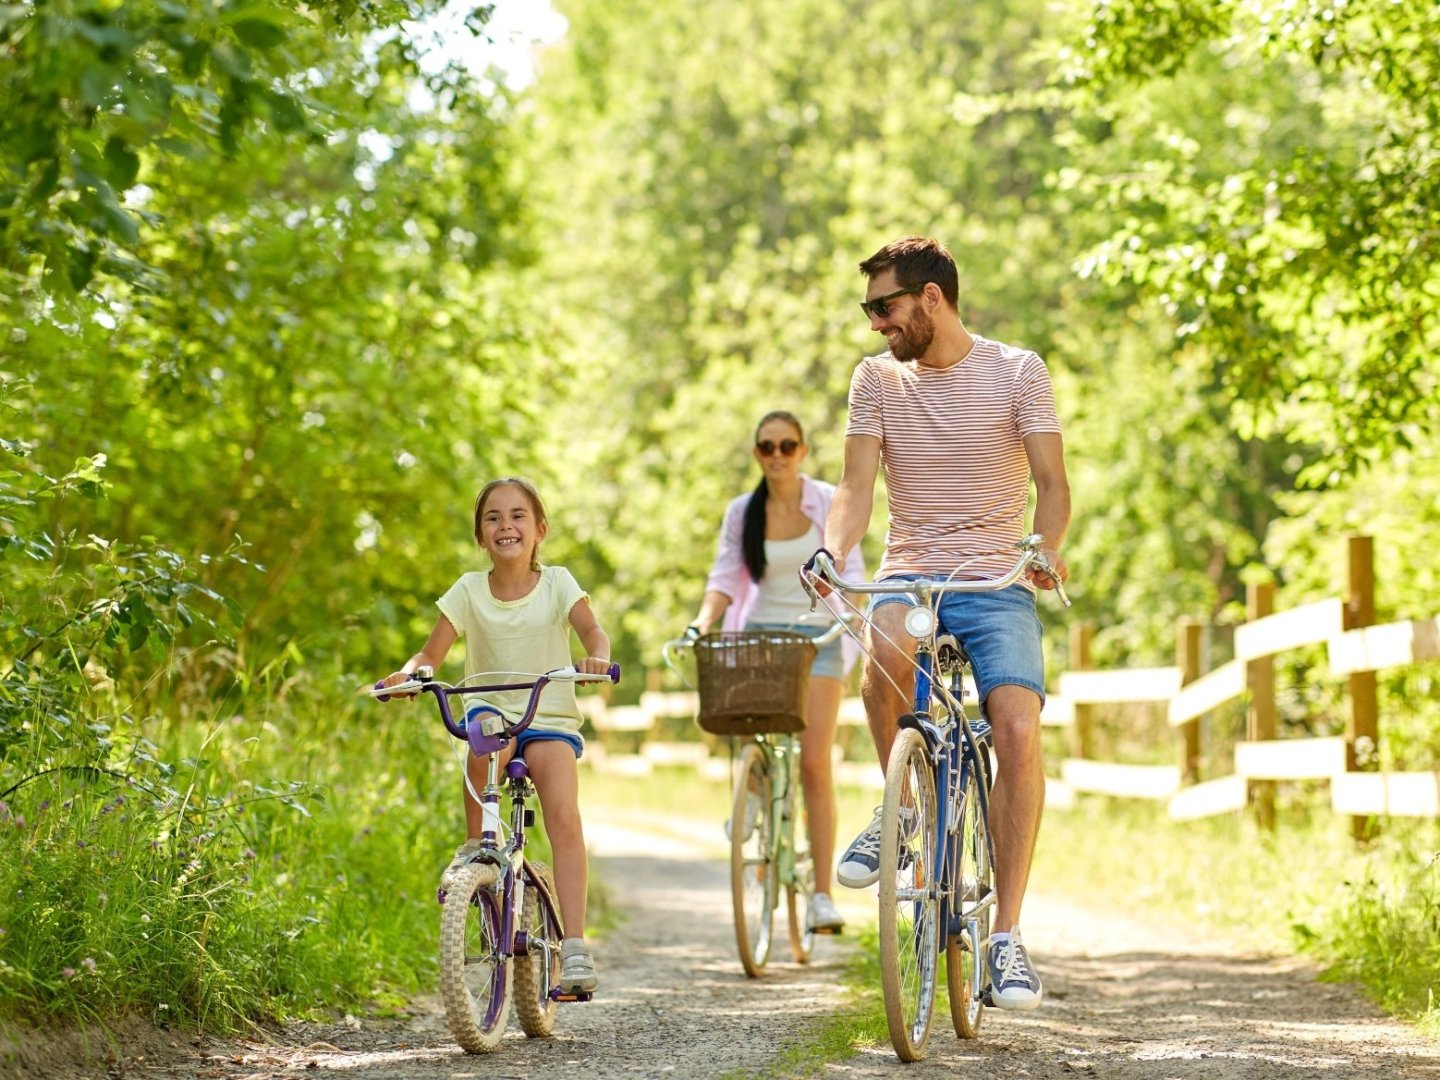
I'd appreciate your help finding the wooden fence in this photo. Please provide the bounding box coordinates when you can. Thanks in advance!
[1047,536,1440,831]
[585,535,1438,829]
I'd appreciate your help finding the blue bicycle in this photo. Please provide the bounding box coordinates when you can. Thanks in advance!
[803,536,1069,1061]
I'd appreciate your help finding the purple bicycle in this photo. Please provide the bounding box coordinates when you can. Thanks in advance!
[368,662,620,1053]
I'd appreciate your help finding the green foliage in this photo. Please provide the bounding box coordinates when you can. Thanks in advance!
[1036,798,1440,1026]
[1296,853,1440,1026]
[0,0,339,295]
[3,3,541,682]
[1064,0,1440,477]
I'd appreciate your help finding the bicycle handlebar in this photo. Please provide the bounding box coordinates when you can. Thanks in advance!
[365,663,621,755]
[802,534,1072,608]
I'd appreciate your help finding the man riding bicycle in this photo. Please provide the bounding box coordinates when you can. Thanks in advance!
[819,235,1072,1011]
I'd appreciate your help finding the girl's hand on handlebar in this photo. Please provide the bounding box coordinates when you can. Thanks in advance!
[374,671,419,701]
[575,655,612,676]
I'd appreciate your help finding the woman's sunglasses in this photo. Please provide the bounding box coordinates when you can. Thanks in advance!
[756,439,801,457]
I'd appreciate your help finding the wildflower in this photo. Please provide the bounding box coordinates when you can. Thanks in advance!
[140,914,151,924]
[243,848,256,860]
[97,893,107,909]
[75,841,86,850]
[82,958,96,973]
[0,801,8,821]
[37,801,50,813]
[62,967,75,980]
[13,815,24,830]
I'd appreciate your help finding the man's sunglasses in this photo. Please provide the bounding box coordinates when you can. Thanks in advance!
[756,439,801,457]
[859,283,926,319]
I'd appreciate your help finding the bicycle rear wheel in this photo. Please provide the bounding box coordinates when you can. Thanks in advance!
[785,833,815,964]
[439,862,512,1053]
[514,861,562,1037]
[878,728,940,1062]
[731,742,777,977]
[946,765,993,1039]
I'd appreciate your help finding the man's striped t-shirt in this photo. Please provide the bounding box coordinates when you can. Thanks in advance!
[845,335,1062,583]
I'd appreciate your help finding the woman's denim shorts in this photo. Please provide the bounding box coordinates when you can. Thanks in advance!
[744,621,846,682]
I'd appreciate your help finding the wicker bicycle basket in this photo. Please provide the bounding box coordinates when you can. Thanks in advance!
[693,630,817,736]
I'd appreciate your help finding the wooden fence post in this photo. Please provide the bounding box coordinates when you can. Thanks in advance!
[1346,534,1378,842]
[1069,621,1094,761]
[1246,582,1276,830]
[1177,617,1203,783]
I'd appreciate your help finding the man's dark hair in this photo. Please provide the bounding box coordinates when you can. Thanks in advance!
[859,236,959,308]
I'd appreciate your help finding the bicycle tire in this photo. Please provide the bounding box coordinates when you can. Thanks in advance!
[785,842,815,964]
[878,727,940,1062]
[439,862,512,1053]
[731,742,776,977]
[514,861,562,1038]
[946,765,993,1039]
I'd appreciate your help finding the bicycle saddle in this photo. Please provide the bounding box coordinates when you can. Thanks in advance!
[935,633,970,673]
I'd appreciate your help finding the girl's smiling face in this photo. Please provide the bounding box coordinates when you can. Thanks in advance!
[477,482,546,569]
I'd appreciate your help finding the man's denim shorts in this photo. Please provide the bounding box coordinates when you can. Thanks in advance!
[868,579,1046,704]
[745,621,846,681]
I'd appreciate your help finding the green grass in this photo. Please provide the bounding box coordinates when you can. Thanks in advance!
[1035,795,1440,1030]
[0,674,592,1031]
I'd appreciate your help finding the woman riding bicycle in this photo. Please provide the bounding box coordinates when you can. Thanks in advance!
[687,410,866,934]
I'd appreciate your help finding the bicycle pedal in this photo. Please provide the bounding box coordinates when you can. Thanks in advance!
[549,990,594,1003]
[979,987,996,1008]
[810,926,842,936]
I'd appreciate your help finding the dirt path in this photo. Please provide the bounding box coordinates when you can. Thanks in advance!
[28,811,1440,1079]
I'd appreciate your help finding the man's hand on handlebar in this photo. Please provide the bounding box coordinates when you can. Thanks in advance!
[1027,549,1069,591]
[801,547,843,598]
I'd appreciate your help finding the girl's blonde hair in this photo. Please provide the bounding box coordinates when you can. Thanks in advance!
[473,476,548,571]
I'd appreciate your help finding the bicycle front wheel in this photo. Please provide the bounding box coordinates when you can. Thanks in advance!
[946,765,993,1039]
[731,742,777,977]
[878,727,940,1062]
[439,862,512,1053]
[514,860,562,1037]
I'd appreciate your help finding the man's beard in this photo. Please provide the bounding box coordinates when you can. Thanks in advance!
[890,306,935,361]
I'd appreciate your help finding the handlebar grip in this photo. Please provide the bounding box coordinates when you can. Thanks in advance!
[606,661,621,684]
[373,679,390,703]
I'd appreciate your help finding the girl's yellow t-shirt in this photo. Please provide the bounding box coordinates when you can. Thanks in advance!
[436,565,587,736]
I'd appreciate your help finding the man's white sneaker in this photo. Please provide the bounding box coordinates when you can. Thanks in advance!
[836,806,918,889]
[986,929,1043,1011]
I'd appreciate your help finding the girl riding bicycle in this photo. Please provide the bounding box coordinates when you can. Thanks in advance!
[378,476,611,995]
[688,410,866,934]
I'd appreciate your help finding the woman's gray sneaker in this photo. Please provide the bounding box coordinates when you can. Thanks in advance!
[807,892,845,933]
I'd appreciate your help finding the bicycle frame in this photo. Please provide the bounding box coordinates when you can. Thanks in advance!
[919,640,996,1002]
[663,617,850,974]
[802,535,1068,1055]
[371,664,619,1005]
